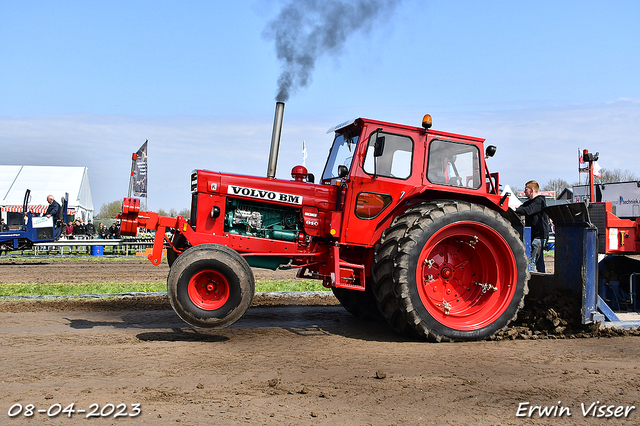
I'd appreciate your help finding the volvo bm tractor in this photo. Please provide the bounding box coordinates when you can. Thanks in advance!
[120,103,529,341]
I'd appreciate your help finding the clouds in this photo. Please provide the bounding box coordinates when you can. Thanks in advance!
[436,100,640,188]
[0,112,330,212]
[2,100,637,212]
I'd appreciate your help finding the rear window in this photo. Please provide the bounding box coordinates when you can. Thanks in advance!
[427,140,481,189]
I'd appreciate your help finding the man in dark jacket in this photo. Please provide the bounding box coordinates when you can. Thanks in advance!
[45,195,60,223]
[109,223,119,239]
[515,180,549,272]
[85,220,96,238]
[73,219,85,237]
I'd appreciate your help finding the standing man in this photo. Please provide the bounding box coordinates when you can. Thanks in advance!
[45,195,60,222]
[515,180,549,272]
[85,220,96,239]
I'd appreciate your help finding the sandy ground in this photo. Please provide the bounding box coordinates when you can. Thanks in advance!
[0,257,639,425]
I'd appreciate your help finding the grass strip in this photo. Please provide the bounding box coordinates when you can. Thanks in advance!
[0,280,330,297]
[0,282,165,296]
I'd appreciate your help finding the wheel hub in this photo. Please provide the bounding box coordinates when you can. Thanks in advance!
[440,266,453,279]
[188,270,230,310]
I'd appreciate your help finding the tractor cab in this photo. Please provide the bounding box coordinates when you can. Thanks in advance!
[320,115,503,247]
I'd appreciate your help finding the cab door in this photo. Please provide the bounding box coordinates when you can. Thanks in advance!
[342,126,420,246]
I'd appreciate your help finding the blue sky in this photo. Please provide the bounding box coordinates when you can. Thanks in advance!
[1,0,639,212]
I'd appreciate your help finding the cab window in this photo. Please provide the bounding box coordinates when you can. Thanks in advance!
[427,140,481,188]
[363,132,413,179]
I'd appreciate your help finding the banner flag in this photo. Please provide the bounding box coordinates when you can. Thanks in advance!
[132,140,148,197]
[302,140,307,166]
[593,161,602,177]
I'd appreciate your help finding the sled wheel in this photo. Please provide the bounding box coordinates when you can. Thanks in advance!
[373,200,528,341]
[332,281,385,321]
[167,244,254,328]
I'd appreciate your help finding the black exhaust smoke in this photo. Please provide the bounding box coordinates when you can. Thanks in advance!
[267,101,285,178]
[263,0,400,102]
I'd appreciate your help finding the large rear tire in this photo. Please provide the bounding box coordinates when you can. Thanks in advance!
[373,201,528,341]
[167,244,254,328]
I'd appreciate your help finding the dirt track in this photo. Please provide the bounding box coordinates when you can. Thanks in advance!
[1,257,639,425]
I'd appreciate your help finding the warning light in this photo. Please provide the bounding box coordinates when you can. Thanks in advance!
[422,114,432,130]
[330,229,336,236]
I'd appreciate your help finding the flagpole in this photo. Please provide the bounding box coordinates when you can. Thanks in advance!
[144,141,148,211]
[128,152,137,198]
[577,147,580,186]
[302,140,307,167]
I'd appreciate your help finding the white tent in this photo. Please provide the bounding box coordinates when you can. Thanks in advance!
[0,165,94,221]
[501,184,522,209]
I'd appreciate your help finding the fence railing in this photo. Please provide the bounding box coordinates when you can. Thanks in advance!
[32,237,156,256]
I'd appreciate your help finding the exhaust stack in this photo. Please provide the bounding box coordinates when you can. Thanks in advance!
[267,102,285,179]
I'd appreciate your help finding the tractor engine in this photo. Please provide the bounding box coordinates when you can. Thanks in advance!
[224,198,301,242]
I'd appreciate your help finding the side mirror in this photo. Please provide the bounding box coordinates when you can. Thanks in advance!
[337,165,349,178]
[374,136,385,157]
[307,173,315,183]
[485,145,497,158]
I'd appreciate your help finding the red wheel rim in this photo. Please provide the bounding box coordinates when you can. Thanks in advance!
[187,270,230,310]
[416,222,517,331]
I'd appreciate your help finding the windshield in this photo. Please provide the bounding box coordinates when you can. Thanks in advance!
[321,129,361,181]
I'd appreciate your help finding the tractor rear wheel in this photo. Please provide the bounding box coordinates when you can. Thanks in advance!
[373,200,528,341]
[167,244,254,328]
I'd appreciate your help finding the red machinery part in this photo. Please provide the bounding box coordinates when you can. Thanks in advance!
[291,165,308,182]
[120,198,141,236]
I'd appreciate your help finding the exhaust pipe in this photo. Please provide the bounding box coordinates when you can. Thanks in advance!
[267,102,285,179]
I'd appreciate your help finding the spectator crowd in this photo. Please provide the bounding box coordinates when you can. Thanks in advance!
[64,219,120,239]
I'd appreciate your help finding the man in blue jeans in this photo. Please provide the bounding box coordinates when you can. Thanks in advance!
[515,180,549,272]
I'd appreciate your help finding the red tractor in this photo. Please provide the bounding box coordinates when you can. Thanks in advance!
[120,103,529,341]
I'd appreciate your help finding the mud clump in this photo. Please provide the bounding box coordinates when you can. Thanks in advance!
[493,288,640,340]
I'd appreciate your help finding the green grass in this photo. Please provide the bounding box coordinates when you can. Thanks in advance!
[255,279,328,293]
[0,282,165,297]
[0,279,329,297]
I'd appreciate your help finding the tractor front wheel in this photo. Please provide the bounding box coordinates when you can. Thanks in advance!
[373,201,528,341]
[167,244,254,328]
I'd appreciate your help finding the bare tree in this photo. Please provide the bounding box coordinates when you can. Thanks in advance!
[157,208,180,217]
[96,200,123,218]
[542,178,571,195]
[595,168,638,184]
